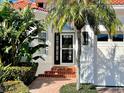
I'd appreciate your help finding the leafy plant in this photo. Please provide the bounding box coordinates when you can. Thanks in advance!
[0,64,32,84]
[0,1,46,65]
[0,62,11,83]
[60,83,97,93]
[2,80,29,93]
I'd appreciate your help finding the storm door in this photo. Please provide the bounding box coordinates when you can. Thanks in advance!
[60,33,74,65]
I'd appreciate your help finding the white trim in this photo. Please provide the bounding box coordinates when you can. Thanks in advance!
[113,5,124,9]
[62,30,75,32]
[60,33,75,66]
[97,42,124,47]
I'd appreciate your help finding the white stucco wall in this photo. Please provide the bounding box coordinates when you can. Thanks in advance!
[26,10,55,76]
[80,25,95,84]
[30,30,55,76]
[96,43,124,86]
[80,25,124,86]
[32,29,55,76]
[80,6,124,86]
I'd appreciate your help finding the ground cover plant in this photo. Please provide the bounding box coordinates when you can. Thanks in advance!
[60,83,97,93]
[2,80,29,93]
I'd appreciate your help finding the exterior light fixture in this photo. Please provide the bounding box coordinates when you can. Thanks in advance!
[82,31,89,45]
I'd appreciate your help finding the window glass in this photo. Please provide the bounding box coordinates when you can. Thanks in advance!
[8,0,17,3]
[97,34,108,41]
[82,32,89,45]
[38,3,44,8]
[38,32,47,42]
[62,35,73,48]
[113,34,123,41]
[30,0,35,2]
[37,2,46,8]
[38,32,48,55]
[62,50,73,63]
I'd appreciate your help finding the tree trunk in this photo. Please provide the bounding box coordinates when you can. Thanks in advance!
[76,30,81,90]
[93,35,97,84]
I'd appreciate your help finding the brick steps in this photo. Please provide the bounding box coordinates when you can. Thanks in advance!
[39,66,76,78]
[39,74,76,78]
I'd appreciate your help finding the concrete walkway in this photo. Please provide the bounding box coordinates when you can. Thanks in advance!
[29,77,76,93]
[29,77,124,93]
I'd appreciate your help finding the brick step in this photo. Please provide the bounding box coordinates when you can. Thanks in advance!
[51,70,74,73]
[45,71,75,74]
[52,66,75,70]
[51,67,73,70]
[39,66,76,78]
[45,73,75,75]
[39,74,63,78]
[51,66,76,72]
[38,74,76,78]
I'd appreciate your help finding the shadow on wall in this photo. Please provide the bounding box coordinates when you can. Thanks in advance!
[80,44,124,86]
[97,45,124,86]
[80,45,94,84]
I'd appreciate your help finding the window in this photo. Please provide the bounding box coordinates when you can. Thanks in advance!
[38,32,46,42]
[82,32,89,45]
[97,34,108,41]
[97,34,124,42]
[38,32,48,55]
[37,2,46,8]
[112,34,123,41]
[54,33,60,64]
[30,0,35,2]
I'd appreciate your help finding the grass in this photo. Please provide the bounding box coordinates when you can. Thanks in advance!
[60,83,97,93]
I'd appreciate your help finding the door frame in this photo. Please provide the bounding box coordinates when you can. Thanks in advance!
[60,33,74,65]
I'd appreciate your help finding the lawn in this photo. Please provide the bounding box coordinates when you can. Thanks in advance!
[60,83,97,93]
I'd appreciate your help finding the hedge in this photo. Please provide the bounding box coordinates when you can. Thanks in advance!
[0,65,35,85]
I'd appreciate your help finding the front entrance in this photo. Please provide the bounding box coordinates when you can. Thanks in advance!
[54,33,74,65]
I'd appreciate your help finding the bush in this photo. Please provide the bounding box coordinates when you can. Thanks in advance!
[17,62,38,71]
[2,80,29,93]
[0,65,33,85]
[16,62,38,85]
[0,2,45,66]
[60,83,97,93]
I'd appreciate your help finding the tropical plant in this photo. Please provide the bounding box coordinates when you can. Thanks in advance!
[2,81,29,93]
[0,2,46,66]
[60,83,97,93]
[46,0,122,90]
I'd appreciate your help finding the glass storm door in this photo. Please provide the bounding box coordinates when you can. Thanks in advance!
[60,34,74,65]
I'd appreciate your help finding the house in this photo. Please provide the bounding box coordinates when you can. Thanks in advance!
[3,0,124,86]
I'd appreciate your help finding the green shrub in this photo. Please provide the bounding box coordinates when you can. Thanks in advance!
[2,80,29,93]
[0,65,33,84]
[0,2,46,66]
[17,62,38,71]
[60,83,97,93]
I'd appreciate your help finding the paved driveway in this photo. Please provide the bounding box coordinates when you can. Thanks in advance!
[29,77,124,93]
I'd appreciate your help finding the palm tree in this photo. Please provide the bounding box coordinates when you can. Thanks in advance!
[47,0,122,90]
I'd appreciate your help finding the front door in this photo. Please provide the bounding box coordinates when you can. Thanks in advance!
[60,33,74,65]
